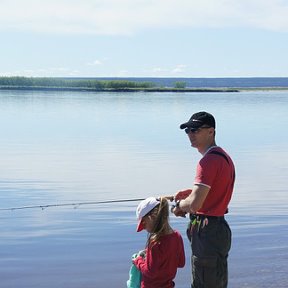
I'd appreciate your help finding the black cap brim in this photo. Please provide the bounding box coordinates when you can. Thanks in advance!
[180,121,203,130]
[180,123,188,129]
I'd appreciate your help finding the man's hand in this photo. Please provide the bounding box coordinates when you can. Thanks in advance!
[171,205,187,218]
[174,189,192,201]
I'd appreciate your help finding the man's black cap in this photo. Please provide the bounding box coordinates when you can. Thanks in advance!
[180,111,216,130]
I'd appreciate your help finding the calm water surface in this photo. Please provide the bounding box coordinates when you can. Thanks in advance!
[0,90,287,287]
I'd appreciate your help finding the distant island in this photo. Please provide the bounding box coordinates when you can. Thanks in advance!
[1,76,288,92]
[0,76,239,92]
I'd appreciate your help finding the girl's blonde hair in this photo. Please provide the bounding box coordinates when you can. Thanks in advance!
[146,197,170,247]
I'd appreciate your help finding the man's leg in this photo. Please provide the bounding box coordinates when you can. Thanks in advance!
[190,218,231,288]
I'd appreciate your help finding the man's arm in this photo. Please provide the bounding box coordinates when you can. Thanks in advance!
[173,184,210,215]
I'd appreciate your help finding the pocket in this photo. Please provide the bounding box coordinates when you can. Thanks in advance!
[186,221,192,242]
[192,256,217,288]
[221,220,232,254]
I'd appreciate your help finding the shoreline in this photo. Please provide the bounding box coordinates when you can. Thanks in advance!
[0,86,239,92]
[1,77,288,93]
[1,86,288,93]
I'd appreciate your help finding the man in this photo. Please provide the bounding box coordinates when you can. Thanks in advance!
[172,111,235,288]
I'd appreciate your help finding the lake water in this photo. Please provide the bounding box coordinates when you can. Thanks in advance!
[0,90,287,288]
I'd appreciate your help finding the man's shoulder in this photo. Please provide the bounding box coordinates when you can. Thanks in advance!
[200,147,233,167]
[208,147,230,162]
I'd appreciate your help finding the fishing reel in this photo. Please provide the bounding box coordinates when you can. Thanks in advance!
[161,195,187,218]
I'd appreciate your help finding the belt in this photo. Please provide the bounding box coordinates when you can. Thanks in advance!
[189,214,224,221]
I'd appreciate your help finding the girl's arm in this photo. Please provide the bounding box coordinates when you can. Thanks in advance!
[133,244,161,279]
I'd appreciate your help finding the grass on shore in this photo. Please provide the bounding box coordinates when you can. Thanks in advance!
[1,76,287,92]
[0,76,155,89]
[0,76,239,92]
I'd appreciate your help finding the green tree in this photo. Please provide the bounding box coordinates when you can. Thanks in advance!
[174,81,186,89]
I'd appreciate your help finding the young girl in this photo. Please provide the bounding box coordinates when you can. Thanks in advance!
[133,197,185,288]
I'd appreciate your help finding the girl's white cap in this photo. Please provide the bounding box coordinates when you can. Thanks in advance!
[136,197,160,232]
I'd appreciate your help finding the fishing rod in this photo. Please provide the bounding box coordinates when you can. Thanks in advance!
[0,198,146,211]
[0,196,175,212]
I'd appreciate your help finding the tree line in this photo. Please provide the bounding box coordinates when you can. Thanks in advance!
[0,76,156,89]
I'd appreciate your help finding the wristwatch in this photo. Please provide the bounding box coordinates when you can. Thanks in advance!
[175,200,181,209]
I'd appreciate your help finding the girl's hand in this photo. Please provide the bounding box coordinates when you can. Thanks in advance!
[138,250,146,258]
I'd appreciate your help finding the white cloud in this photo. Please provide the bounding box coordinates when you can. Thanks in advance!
[116,70,130,77]
[1,67,81,77]
[87,60,103,66]
[171,64,187,74]
[152,67,166,73]
[148,65,189,77]
[0,0,288,35]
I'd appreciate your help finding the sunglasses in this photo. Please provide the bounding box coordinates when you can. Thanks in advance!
[184,126,211,134]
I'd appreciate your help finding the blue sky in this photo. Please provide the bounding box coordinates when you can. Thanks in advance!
[1,0,288,78]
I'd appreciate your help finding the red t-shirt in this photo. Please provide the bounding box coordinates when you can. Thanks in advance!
[194,146,235,216]
[133,230,185,288]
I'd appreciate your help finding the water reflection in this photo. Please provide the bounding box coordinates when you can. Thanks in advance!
[0,90,287,287]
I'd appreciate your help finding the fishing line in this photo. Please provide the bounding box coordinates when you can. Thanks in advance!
[0,198,146,211]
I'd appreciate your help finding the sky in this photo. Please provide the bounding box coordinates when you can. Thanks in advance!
[1,0,288,78]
